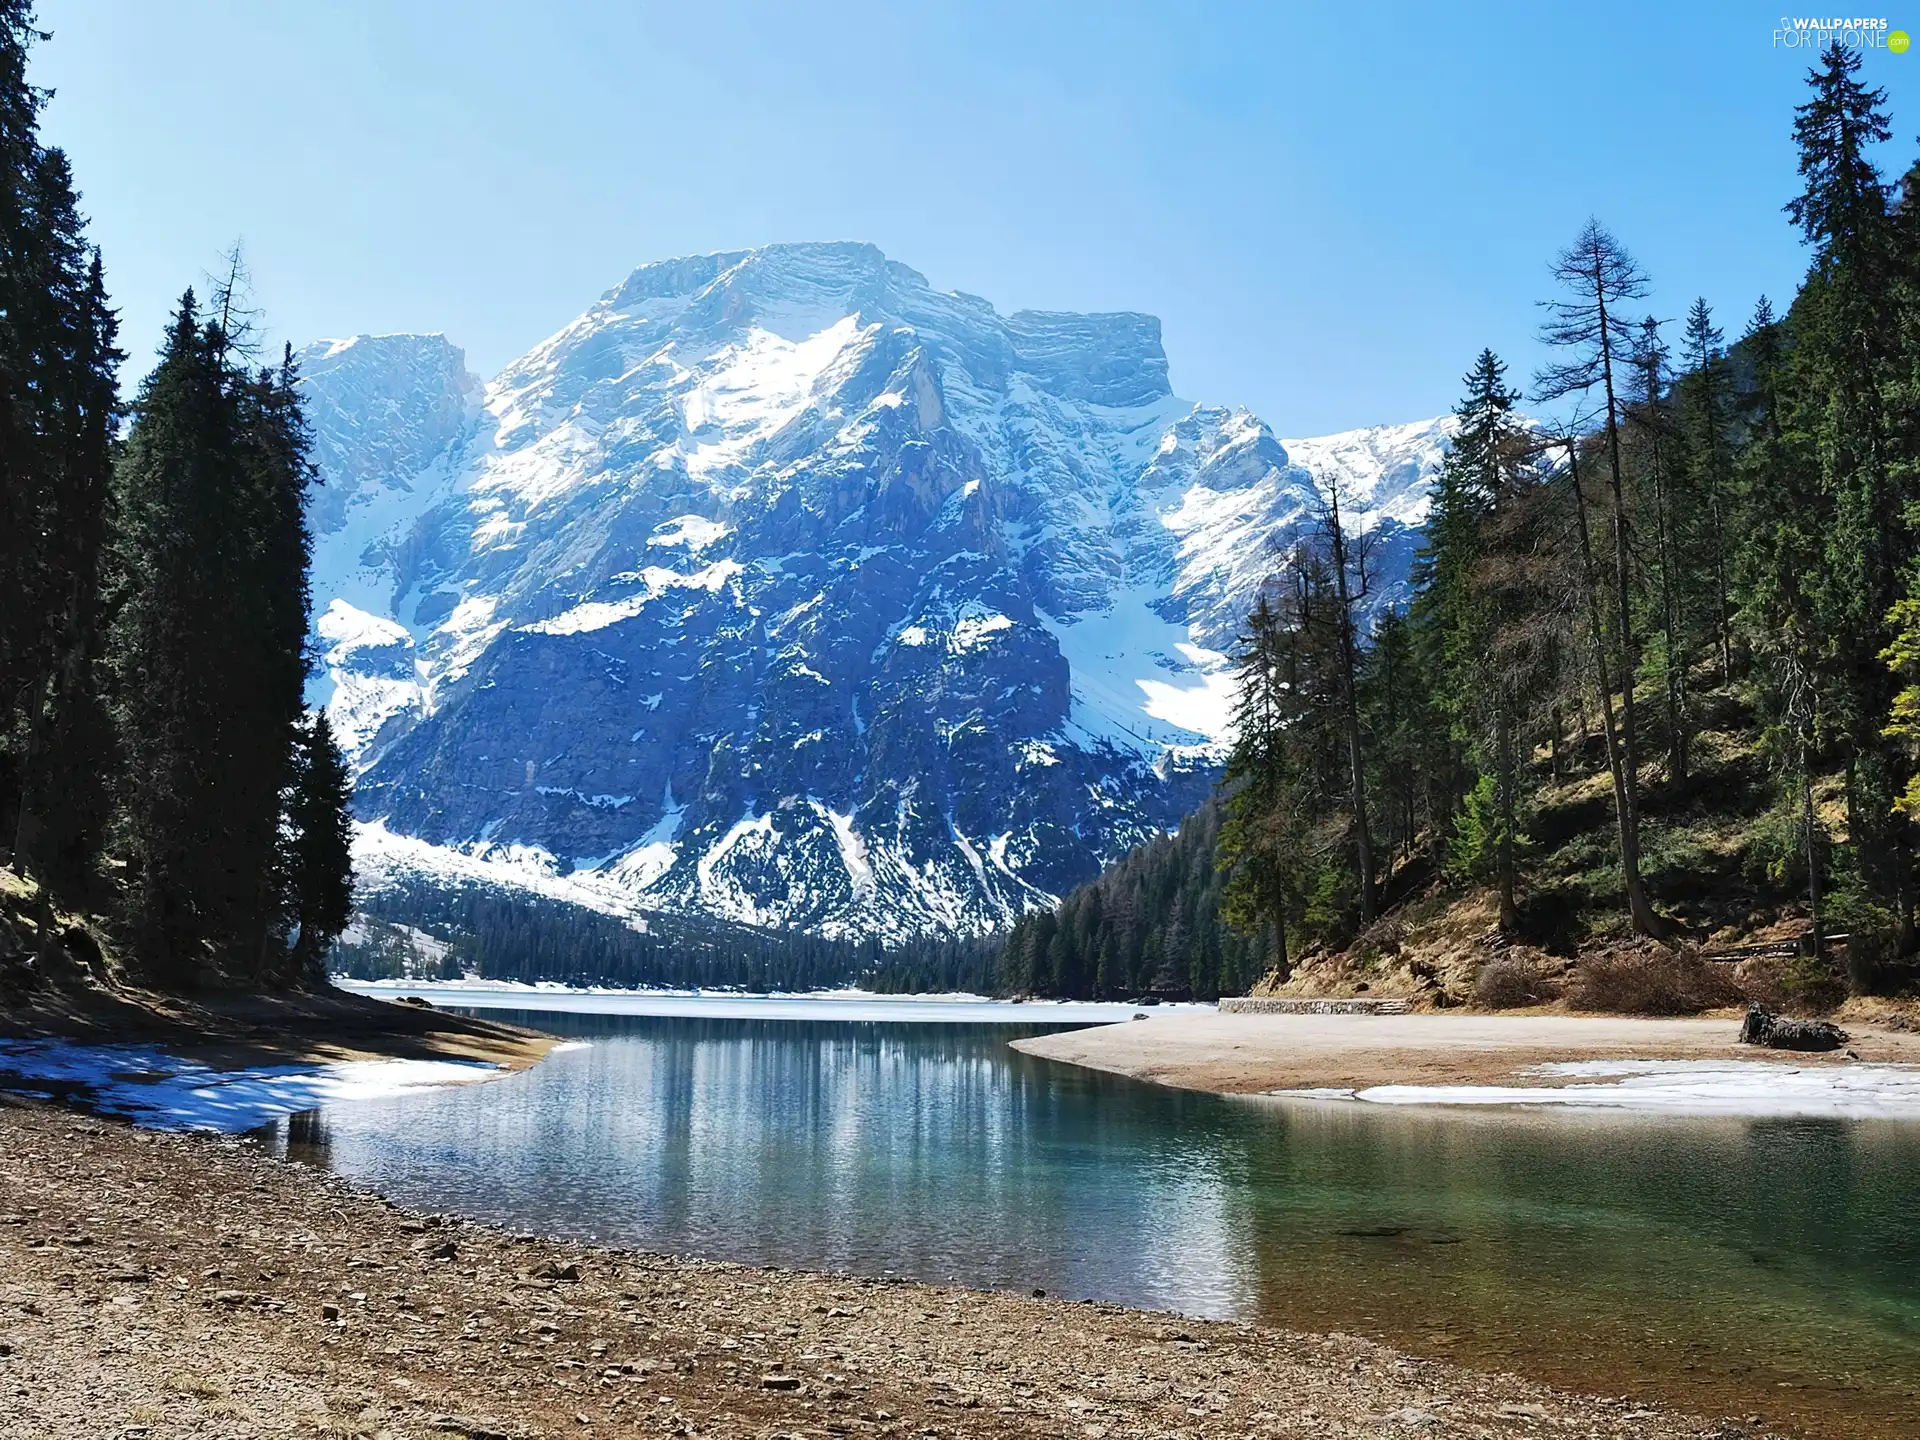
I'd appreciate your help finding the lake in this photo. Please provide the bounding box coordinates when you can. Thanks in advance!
[258,1001,1920,1438]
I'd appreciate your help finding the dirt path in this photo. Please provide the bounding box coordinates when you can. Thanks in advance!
[1009,1011,1920,1093]
[0,1103,1767,1440]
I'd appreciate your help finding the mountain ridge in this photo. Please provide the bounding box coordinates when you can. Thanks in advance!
[294,242,1450,941]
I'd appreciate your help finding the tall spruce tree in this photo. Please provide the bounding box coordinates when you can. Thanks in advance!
[1734,296,1833,956]
[1784,43,1911,977]
[106,296,320,983]
[1627,315,1693,784]
[1359,609,1429,866]
[1410,350,1534,925]
[11,247,120,900]
[286,712,354,976]
[1677,298,1736,685]
[0,2,123,898]
[1218,594,1306,978]
[1535,221,1672,939]
[1313,481,1379,923]
[0,0,49,808]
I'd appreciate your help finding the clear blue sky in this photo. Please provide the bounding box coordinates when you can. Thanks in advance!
[29,1,1920,435]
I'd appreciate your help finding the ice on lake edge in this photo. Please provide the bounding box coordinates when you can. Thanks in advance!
[1272,1058,1920,1119]
[0,1037,504,1134]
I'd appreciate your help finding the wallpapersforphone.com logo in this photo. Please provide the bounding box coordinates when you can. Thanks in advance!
[1775,16,1910,49]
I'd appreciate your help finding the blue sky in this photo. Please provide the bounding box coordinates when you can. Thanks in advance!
[30,1,1920,435]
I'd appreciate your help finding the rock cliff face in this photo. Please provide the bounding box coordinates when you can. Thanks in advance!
[297,243,1447,941]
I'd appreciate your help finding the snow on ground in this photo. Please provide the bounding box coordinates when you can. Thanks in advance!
[1276,1059,1920,1119]
[0,1039,504,1133]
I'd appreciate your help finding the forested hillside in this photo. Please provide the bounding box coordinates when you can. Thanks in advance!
[337,880,1000,995]
[1010,45,1920,1006]
[997,801,1273,1001]
[0,2,352,993]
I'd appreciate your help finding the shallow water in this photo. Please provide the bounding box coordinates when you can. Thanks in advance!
[256,1007,1920,1438]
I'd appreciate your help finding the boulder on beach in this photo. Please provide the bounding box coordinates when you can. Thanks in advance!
[1739,1003,1848,1053]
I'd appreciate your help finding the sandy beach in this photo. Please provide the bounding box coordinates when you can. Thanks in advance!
[1009,1010,1920,1095]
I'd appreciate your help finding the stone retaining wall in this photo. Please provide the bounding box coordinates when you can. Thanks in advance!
[1219,996,1410,1016]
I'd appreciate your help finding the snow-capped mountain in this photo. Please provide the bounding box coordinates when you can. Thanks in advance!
[296,243,1448,942]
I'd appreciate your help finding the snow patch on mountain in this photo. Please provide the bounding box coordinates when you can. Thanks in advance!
[1280,416,1453,530]
[294,243,1450,942]
[353,820,651,927]
[317,599,422,756]
[299,334,482,627]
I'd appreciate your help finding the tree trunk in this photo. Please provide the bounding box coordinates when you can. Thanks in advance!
[1494,701,1519,932]
[1320,488,1377,924]
[1801,761,1824,959]
[13,517,104,898]
[1647,434,1688,785]
[1567,442,1670,940]
[1270,899,1291,983]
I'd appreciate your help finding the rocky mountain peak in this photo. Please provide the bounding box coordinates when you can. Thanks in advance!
[295,244,1450,942]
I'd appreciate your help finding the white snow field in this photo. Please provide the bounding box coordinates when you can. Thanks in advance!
[1278,1059,1920,1119]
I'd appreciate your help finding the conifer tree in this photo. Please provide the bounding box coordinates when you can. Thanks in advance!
[1735,296,1832,956]
[1535,221,1670,939]
[1,3,123,893]
[1410,350,1535,923]
[12,247,121,899]
[1785,43,1910,974]
[1628,315,1693,784]
[286,712,355,976]
[1218,594,1306,977]
[1359,609,1427,864]
[1313,483,1379,922]
[0,1,50,793]
[1677,298,1735,684]
[106,296,319,982]
[1464,439,1562,931]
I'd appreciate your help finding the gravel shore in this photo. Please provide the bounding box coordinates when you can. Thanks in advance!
[0,1101,1770,1440]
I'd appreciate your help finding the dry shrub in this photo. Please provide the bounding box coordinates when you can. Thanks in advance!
[1733,956,1846,1014]
[165,1373,227,1400]
[1473,956,1561,1010]
[1568,948,1742,1016]
[1350,913,1408,962]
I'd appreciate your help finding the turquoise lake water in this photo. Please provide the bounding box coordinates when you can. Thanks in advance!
[258,1005,1920,1437]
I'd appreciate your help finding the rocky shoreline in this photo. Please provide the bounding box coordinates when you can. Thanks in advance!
[0,1101,1770,1440]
